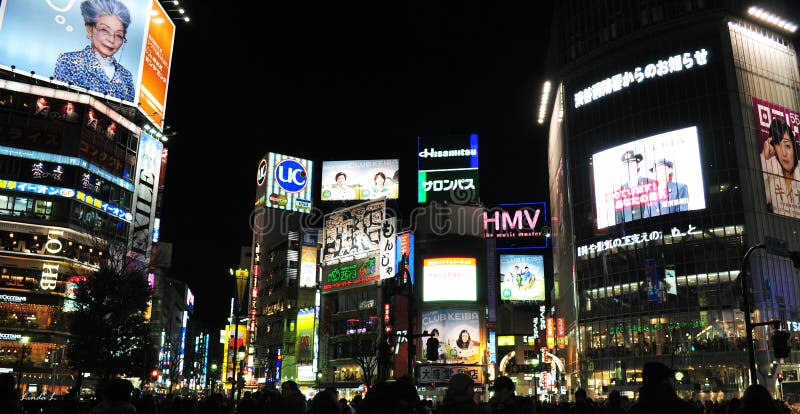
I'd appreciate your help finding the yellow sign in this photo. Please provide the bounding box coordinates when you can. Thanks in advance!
[497,336,515,346]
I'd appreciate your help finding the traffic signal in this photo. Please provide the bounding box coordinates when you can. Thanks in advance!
[773,330,790,359]
[425,337,439,361]
[779,372,785,383]
[150,369,159,379]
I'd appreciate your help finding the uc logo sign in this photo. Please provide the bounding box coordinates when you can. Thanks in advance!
[275,159,308,193]
[256,159,268,186]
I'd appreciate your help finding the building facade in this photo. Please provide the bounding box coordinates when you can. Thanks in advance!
[546,0,800,399]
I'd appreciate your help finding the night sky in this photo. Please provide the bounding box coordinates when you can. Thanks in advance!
[158,3,555,330]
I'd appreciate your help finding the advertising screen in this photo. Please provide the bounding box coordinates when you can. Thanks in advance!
[320,159,399,201]
[418,134,479,171]
[420,308,483,365]
[296,309,315,363]
[592,126,706,229]
[321,256,379,291]
[260,152,314,213]
[422,258,477,302]
[499,254,545,302]
[417,169,480,204]
[299,246,317,288]
[322,200,385,263]
[752,97,800,219]
[0,0,172,109]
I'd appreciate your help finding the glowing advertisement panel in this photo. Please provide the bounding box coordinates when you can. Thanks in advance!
[417,169,479,204]
[420,308,483,365]
[592,126,706,229]
[0,178,132,221]
[322,199,385,263]
[295,309,315,364]
[320,159,399,201]
[260,153,314,213]
[137,0,175,129]
[752,97,800,219]
[129,132,162,264]
[0,0,156,105]
[321,256,379,292]
[299,246,317,288]
[499,254,545,302]
[417,134,479,171]
[422,257,477,302]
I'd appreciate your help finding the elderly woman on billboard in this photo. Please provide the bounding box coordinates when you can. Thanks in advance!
[54,0,135,102]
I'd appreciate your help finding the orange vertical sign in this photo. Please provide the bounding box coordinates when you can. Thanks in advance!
[546,317,555,349]
[138,0,176,129]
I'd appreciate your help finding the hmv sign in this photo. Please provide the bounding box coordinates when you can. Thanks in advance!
[483,202,548,250]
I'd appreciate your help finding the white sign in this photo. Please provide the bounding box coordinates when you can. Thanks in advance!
[574,49,709,109]
[0,294,27,303]
[379,218,397,280]
[577,224,701,257]
[40,263,58,290]
[0,333,23,340]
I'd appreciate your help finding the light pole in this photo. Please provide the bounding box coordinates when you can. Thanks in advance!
[16,336,30,394]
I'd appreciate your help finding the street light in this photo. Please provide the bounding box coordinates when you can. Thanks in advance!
[17,336,30,393]
[740,237,800,385]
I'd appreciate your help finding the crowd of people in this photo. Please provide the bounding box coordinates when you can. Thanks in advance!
[0,362,795,414]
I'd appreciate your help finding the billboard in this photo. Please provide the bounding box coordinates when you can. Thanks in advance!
[484,202,549,250]
[299,246,318,288]
[417,169,479,204]
[320,159,399,201]
[296,309,315,363]
[137,0,175,129]
[418,134,479,171]
[592,126,706,229]
[752,97,800,219]
[420,308,483,365]
[0,0,175,111]
[258,152,314,213]
[321,256,379,291]
[422,257,477,302]
[322,199,385,263]
[499,254,545,302]
[129,132,163,264]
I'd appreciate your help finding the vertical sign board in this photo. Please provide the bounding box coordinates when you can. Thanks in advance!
[546,317,555,349]
[138,0,176,129]
[379,218,397,279]
[556,318,565,349]
[396,232,415,285]
[129,132,163,265]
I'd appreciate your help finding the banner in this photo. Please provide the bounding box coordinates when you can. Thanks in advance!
[752,97,800,219]
[420,308,483,364]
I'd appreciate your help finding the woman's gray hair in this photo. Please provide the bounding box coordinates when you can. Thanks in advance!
[81,0,132,31]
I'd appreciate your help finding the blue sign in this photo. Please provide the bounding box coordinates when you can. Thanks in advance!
[0,179,132,222]
[274,159,308,193]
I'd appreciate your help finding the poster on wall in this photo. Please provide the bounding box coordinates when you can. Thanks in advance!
[499,254,545,302]
[752,97,800,219]
[420,308,483,365]
[592,126,707,229]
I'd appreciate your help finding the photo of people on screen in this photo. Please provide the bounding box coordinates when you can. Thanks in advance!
[367,172,392,199]
[53,0,135,102]
[612,150,656,224]
[648,158,689,216]
[762,118,800,218]
[328,172,357,200]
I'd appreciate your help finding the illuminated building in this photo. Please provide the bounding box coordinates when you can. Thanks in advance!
[544,0,800,399]
[0,0,177,394]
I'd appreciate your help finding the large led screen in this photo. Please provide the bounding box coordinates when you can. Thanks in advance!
[322,200,385,263]
[0,0,174,112]
[420,308,483,364]
[422,258,477,302]
[320,159,399,201]
[259,153,314,213]
[592,126,706,229]
[499,254,545,302]
[752,97,800,219]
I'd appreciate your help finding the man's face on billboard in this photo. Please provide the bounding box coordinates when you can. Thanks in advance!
[654,164,672,184]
